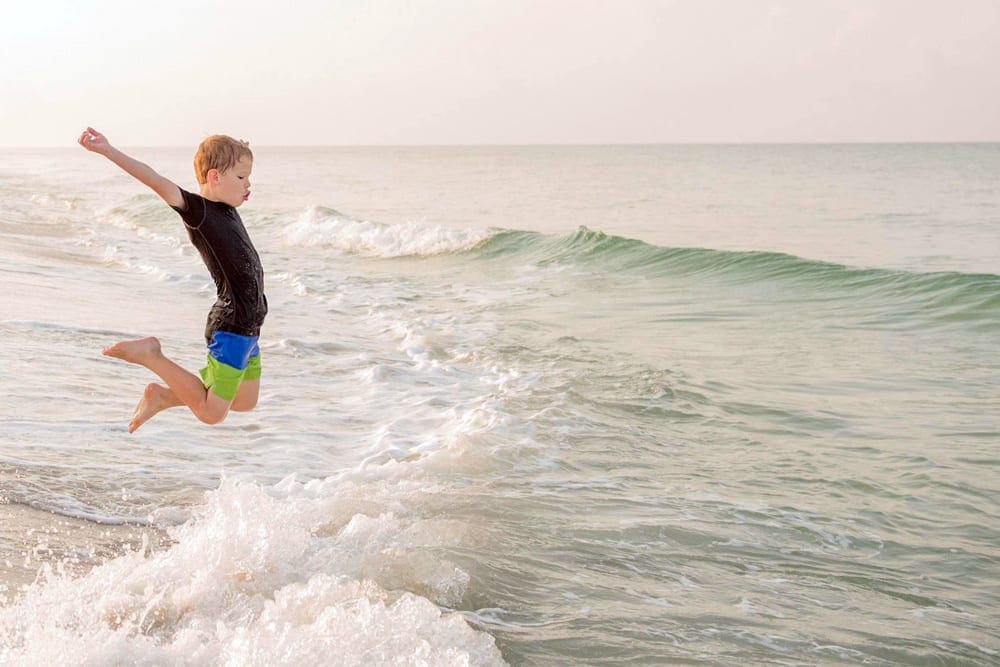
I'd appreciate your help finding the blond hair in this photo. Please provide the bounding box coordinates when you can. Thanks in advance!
[193,134,253,185]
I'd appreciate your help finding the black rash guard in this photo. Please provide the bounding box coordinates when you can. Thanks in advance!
[172,188,267,342]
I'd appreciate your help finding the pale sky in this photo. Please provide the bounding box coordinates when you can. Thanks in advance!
[3,0,999,146]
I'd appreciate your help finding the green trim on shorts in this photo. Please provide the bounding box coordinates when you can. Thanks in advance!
[200,354,261,401]
[244,354,261,380]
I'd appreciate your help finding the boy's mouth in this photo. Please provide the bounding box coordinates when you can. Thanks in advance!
[243,191,251,201]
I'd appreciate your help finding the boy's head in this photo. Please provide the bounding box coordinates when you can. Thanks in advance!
[193,135,253,186]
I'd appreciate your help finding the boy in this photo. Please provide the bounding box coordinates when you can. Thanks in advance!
[78,127,267,433]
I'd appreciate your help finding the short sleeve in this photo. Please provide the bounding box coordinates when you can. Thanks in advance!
[171,188,209,229]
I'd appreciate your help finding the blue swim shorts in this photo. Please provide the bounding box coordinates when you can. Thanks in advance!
[200,331,261,401]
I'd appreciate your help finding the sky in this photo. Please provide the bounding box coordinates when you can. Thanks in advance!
[2,0,999,146]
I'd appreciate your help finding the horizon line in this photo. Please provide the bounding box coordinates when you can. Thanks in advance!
[6,139,1000,149]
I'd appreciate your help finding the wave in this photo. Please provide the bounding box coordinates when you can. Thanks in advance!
[278,205,997,326]
[100,244,207,285]
[0,477,505,666]
[473,227,1000,327]
[282,206,495,258]
[0,320,141,338]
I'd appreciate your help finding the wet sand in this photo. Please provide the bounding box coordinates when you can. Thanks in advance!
[0,502,170,601]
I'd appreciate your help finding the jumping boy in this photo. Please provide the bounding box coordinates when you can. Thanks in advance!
[78,127,267,433]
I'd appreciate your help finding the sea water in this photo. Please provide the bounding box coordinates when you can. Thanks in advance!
[0,144,997,665]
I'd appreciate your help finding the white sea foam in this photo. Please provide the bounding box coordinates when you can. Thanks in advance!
[283,206,494,257]
[101,245,197,284]
[29,193,78,211]
[0,477,505,666]
[1,277,524,664]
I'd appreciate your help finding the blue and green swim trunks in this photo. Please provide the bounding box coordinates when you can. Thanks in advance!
[201,331,261,401]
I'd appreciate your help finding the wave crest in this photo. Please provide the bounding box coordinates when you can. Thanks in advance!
[475,227,1000,329]
[283,207,495,258]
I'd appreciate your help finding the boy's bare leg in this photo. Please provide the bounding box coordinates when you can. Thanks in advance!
[130,383,183,433]
[230,379,260,412]
[103,337,231,431]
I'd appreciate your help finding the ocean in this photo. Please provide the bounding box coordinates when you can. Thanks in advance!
[0,144,997,665]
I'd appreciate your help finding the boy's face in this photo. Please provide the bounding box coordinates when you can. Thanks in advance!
[211,156,253,208]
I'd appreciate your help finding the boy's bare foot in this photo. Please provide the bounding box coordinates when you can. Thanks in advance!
[129,383,181,433]
[103,337,162,367]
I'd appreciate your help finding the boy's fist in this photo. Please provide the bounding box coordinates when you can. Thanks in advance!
[78,127,110,154]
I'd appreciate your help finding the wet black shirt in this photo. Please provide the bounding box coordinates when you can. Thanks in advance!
[172,188,267,341]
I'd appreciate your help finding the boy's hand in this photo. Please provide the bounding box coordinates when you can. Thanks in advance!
[78,126,183,208]
[78,127,111,155]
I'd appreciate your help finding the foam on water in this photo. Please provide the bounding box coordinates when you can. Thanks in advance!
[283,206,495,257]
[2,240,530,663]
[0,476,505,666]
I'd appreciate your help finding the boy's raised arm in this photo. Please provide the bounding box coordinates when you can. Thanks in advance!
[78,127,183,209]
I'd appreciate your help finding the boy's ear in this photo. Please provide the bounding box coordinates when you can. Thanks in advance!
[207,168,220,184]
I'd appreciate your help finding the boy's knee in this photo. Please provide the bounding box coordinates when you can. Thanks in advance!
[231,394,258,412]
[197,401,230,425]
[199,412,227,426]
[198,411,227,426]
